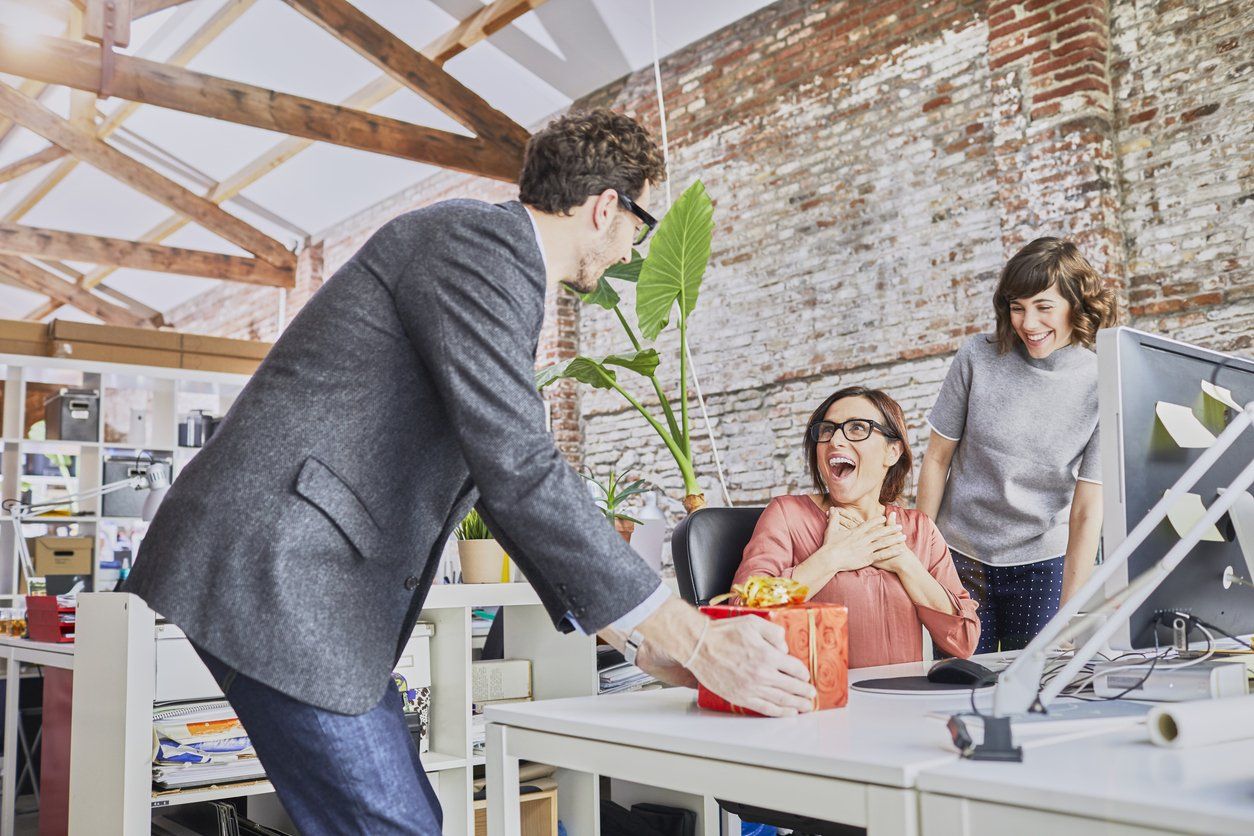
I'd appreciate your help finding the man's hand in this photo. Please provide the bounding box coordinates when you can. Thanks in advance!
[605,597,816,717]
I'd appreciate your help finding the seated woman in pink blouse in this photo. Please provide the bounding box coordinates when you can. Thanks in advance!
[733,386,979,668]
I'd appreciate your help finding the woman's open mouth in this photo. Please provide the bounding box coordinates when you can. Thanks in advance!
[827,454,856,483]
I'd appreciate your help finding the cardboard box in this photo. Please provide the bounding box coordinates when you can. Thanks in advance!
[181,333,271,361]
[179,352,262,375]
[51,340,182,369]
[0,318,52,358]
[49,319,181,352]
[472,659,532,702]
[28,536,93,577]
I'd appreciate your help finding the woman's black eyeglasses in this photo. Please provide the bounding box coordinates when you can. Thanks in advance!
[617,194,657,245]
[808,419,899,443]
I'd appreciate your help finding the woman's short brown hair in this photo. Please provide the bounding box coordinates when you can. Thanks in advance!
[518,109,666,214]
[803,386,913,505]
[993,237,1121,353]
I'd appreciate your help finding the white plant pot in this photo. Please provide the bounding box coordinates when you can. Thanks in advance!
[456,539,507,584]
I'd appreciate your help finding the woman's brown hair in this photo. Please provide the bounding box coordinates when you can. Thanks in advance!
[993,237,1121,354]
[803,386,913,504]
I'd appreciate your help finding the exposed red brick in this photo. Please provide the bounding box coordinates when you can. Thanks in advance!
[1181,103,1221,122]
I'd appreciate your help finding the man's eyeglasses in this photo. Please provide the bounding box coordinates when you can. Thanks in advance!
[617,194,657,245]
[808,419,899,444]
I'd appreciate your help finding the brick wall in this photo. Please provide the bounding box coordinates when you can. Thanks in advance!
[168,0,1253,515]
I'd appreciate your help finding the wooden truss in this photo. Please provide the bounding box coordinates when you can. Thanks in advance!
[0,0,544,326]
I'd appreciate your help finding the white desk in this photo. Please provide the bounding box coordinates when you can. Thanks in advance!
[486,660,973,836]
[0,636,74,836]
[917,724,1254,836]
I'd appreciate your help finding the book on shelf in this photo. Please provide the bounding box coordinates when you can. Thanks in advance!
[152,700,265,790]
[471,658,531,702]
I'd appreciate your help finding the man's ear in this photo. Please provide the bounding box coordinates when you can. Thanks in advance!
[590,189,618,232]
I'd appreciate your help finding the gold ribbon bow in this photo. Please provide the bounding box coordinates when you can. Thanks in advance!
[709,575,809,608]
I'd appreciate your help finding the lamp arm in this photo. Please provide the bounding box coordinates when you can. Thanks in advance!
[993,400,1254,716]
[19,475,146,515]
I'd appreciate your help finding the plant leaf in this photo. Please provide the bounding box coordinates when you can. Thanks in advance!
[578,274,621,310]
[635,181,714,342]
[604,250,644,283]
[535,356,618,391]
[603,348,660,378]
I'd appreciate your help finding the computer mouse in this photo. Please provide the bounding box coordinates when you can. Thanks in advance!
[927,657,997,686]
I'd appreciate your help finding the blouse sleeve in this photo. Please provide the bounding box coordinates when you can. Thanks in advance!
[732,498,800,588]
[927,338,973,441]
[915,515,981,658]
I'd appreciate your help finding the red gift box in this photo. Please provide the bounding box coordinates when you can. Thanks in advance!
[697,601,849,715]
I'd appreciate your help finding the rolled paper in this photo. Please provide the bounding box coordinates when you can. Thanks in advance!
[710,575,809,608]
[1148,693,1254,748]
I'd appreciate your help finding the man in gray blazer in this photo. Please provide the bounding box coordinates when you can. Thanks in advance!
[127,109,813,834]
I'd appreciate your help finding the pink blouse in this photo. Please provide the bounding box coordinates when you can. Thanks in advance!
[733,496,979,668]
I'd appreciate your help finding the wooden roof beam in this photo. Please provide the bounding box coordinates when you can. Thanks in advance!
[0,223,294,287]
[0,146,68,185]
[0,26,523,182]
[280,0,530,152]
[0,255,151,327]
[0,80,296,270]
[80,0,548,290]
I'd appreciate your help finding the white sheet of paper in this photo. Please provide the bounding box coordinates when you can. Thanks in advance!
[1155,402,1216,448]
[1200,380,1243,412]
[1223,489,1254,580]
[1164,491,1224,542]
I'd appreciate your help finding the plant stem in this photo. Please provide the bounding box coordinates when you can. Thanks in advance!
[678,308,691,460]
[613,303,683,444]
[598,369,700,495]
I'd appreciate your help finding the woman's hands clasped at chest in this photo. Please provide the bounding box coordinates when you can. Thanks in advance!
[820,508,908,574]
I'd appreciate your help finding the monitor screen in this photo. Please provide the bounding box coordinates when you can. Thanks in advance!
[1098,327,1254,649]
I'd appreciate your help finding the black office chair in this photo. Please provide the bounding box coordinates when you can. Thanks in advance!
[671,505,865,836]
[671,506,766,605]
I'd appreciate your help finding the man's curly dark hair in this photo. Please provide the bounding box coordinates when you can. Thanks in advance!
[518,109,667,214]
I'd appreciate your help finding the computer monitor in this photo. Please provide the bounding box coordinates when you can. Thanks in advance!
[1098,327,1254,649]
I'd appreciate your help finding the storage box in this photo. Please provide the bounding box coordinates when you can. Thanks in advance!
[472,659,532,702]
[179,352,263,375]
[49,319,181,352]
[394,623,433,753]
[0,319,52,357]
[24,595,75,643]
[698,602,849,715]
[181,333,271,361]
[51,340,182,369]
[101,456,170,517]
[29,536,93,577]
[43,387,99,441]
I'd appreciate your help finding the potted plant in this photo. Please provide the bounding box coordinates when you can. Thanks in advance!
[581,469,648,542]
[537,180,715,514]
[453,508,506,584]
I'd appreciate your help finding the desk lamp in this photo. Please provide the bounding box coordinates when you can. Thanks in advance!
[952,400,1254,761]
[5,459,170,595]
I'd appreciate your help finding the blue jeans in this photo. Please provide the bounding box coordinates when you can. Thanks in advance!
[951,553,1065,655]
[195,646,442,835]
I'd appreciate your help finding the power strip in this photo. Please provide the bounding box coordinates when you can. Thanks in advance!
[1092,659,1249,702]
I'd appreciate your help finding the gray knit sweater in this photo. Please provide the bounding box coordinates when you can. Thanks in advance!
[927,334,1100,565]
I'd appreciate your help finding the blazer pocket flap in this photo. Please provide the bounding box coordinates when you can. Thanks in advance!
[295,456,383,561]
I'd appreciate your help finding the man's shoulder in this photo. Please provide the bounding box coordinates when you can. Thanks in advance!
[390,199,527,233]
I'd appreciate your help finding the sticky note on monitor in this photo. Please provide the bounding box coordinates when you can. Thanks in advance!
[1200,380,1243,412]
[1164,491,1224,543]
[1155,402,1216,448]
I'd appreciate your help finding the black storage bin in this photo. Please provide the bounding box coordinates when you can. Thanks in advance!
[101,456,169,518]
[43,388,99,442]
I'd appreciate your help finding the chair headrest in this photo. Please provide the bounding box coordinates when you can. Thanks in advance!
[672,506,766,605]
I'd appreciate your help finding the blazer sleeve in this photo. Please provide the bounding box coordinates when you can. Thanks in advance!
[733,498,800,588]
[391,206,661,633]
[915,515,981,658]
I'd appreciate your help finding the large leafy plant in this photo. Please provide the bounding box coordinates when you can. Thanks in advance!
[536,181,714,512]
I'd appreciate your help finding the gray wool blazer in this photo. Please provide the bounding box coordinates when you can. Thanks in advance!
[126,200,661,714]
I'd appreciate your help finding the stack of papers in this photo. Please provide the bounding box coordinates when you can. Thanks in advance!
[597,644,656,694]
[152,701,266,790]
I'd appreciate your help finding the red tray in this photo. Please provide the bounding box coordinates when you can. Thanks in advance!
[24,596,75,643]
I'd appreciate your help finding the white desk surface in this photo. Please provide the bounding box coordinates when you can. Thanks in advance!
[486,659,972,788]
[917,724,1254,835]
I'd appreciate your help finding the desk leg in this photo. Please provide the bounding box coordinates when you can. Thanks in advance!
[2,655,18,836]
[867,786,919,836]
[487,723,521,836]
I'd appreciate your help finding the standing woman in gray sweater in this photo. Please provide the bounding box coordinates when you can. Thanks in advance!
[916,238,1120,653]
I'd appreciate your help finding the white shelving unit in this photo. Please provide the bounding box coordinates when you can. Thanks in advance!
[67,586,595,835]
[0,352,249,597]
